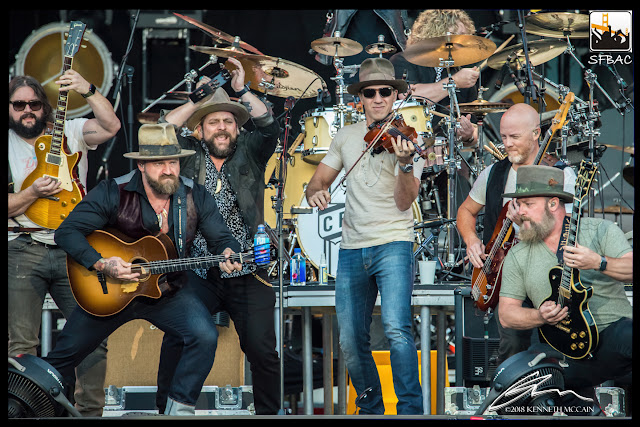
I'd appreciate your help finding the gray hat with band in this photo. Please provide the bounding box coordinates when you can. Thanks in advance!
[124,123,195,160]
[502,165,573,202]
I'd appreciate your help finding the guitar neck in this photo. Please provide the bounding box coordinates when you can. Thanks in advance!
[142,251,254,275]
[533,128,554,166]
[50,56,74,155]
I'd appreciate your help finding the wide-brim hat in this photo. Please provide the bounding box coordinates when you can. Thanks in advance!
[502,165,573,202]
[185,89,250,131]
[123,123,195,160]
[347,58,409,95]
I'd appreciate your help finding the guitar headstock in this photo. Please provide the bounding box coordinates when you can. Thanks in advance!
[574,160,598,206]
[64,21,87,57]
[549,92,575,134]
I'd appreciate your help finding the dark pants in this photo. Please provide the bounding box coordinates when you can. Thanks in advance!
[156,270,280,414]
[494,302,533,364]
[44,287,218,406]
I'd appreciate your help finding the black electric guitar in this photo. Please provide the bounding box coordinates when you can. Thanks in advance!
[67,229,271,317]
[538,160,599,359]
[20,21,87,229]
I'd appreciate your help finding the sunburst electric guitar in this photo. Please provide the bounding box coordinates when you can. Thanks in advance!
[66,229,271,317]
[20,21,87,229]
[471,92,575,311]
[538,160,599,359]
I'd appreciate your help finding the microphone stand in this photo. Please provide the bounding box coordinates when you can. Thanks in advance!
[516,10,539,105]
[111,10,139,172]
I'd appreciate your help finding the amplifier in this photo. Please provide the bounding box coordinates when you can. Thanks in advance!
[138,11,203,29]
[462,337,500,384]
[103,385,254,416]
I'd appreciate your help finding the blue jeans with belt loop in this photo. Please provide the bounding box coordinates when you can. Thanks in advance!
[335,241,423,414]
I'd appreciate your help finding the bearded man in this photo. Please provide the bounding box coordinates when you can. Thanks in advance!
[44,123,243,415]
[154,56,282,415]
[498,164,632,401]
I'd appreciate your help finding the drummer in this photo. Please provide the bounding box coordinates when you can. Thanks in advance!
[390,9,479,146]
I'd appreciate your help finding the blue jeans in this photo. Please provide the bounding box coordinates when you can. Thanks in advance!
[44,286,218,406]
[335,241,423,414]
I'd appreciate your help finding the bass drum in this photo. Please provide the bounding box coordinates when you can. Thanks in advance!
[13,22,114,119]
[489,82,560,113]
[294,174,423,278]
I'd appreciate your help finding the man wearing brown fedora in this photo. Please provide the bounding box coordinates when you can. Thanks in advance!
[306,57,425,415]
[498,164,632,398]
[154,57,282,415]
[44,123,244,415]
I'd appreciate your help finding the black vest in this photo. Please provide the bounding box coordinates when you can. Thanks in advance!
[482,158,512,245]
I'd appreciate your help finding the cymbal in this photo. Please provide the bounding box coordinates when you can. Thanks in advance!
[594,204,634,214]
[365,42,396,56]
[403,34,496,68]
[486,39,567,70]
[603,144,634,155]
[189,45,252,58]
[311,37,363,57]
[226,55,325,99]
[137,112,159,124]
[459,99,511,114]
[173,12,263,54]
[525,12,589,39]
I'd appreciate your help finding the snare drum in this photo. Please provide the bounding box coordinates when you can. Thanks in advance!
[13,22,114,119]
[394,99,434,136]
[295,174,423,278]
[299,106,364,164]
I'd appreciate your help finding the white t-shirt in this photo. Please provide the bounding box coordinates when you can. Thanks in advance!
[8,118,93,245]
[320,121,426,249]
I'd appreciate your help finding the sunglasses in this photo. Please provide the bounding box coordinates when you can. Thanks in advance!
[361,87,395,99]
[9,100,44,112]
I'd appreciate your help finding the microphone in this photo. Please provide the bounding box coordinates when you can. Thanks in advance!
[506,62,526,96]
[606,64,628,89]
[95,136,118,180]
[414,218,456,229]
[284,96,296,112]
[494,63,510,90]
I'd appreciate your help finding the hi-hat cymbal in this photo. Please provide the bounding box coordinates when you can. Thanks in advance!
[311,37,363,57]
[189,45,251,58]
[594,204,634,214]
[525,12,589,39]
[365,42,396,56]
[137,112,159,124]
[226,55,325,99]
[486,39,567,70]
[603,144,634,155]
[403,34,496,68]
[459,99,512,115]
[173,12,263,54]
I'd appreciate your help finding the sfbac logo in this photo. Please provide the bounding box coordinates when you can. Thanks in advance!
[589,11,632,52]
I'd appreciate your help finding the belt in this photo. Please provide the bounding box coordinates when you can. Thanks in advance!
[8,226,47,233]
[14,233,58,248]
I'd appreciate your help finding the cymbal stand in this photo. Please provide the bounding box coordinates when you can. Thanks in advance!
[141,55,218,113]
[331,53,348,130]
[516,10,540,105]
[474,87,489,176]
[440,49,461,268]
[583,69,601,217]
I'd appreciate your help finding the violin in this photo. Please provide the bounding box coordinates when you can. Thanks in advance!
[364,115,427,158]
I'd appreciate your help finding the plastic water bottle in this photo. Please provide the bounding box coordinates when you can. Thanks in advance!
[318,253,328,285]
[290,248,306,286]
[253,224,270,265]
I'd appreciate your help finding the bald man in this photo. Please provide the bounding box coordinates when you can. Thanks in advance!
[456,103,577,364]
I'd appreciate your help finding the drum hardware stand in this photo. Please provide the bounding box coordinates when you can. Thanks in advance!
[583,69,602,217]
[516,10,540,106]
[141,55,218,113]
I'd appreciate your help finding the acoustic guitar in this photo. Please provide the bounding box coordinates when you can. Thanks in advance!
[471,92,575,311]
[539,160,599,359]
[20,21,87,229]
[67,229,270,317]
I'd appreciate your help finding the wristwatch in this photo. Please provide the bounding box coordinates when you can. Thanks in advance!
[399,163,413,173]
[82,83,96,98]
[235,83,251,98]
[598,255,607,271]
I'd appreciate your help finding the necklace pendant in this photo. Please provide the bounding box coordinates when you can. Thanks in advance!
[157,213,163,229]
[215,178,222,194]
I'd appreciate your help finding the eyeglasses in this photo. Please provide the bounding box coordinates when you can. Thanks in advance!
[361,87,395,99]
[9,100,44,112]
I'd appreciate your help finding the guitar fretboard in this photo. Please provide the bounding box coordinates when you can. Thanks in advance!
[50,56,74,157]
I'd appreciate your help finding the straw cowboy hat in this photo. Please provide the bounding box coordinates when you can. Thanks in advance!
[185,89,251,131]
[502,165,573,202]
[346,57,409,95]
[123,123,195,160]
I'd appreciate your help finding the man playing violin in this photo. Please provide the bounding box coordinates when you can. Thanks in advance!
[306,57,426,415]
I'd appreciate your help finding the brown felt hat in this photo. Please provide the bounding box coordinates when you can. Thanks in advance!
[346,58,409,95]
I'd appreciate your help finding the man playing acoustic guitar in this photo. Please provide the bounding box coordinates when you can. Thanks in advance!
[43,123,244,416]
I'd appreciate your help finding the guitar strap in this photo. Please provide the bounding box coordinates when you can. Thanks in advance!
[555,216,572,264]
[172,177,194,259]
